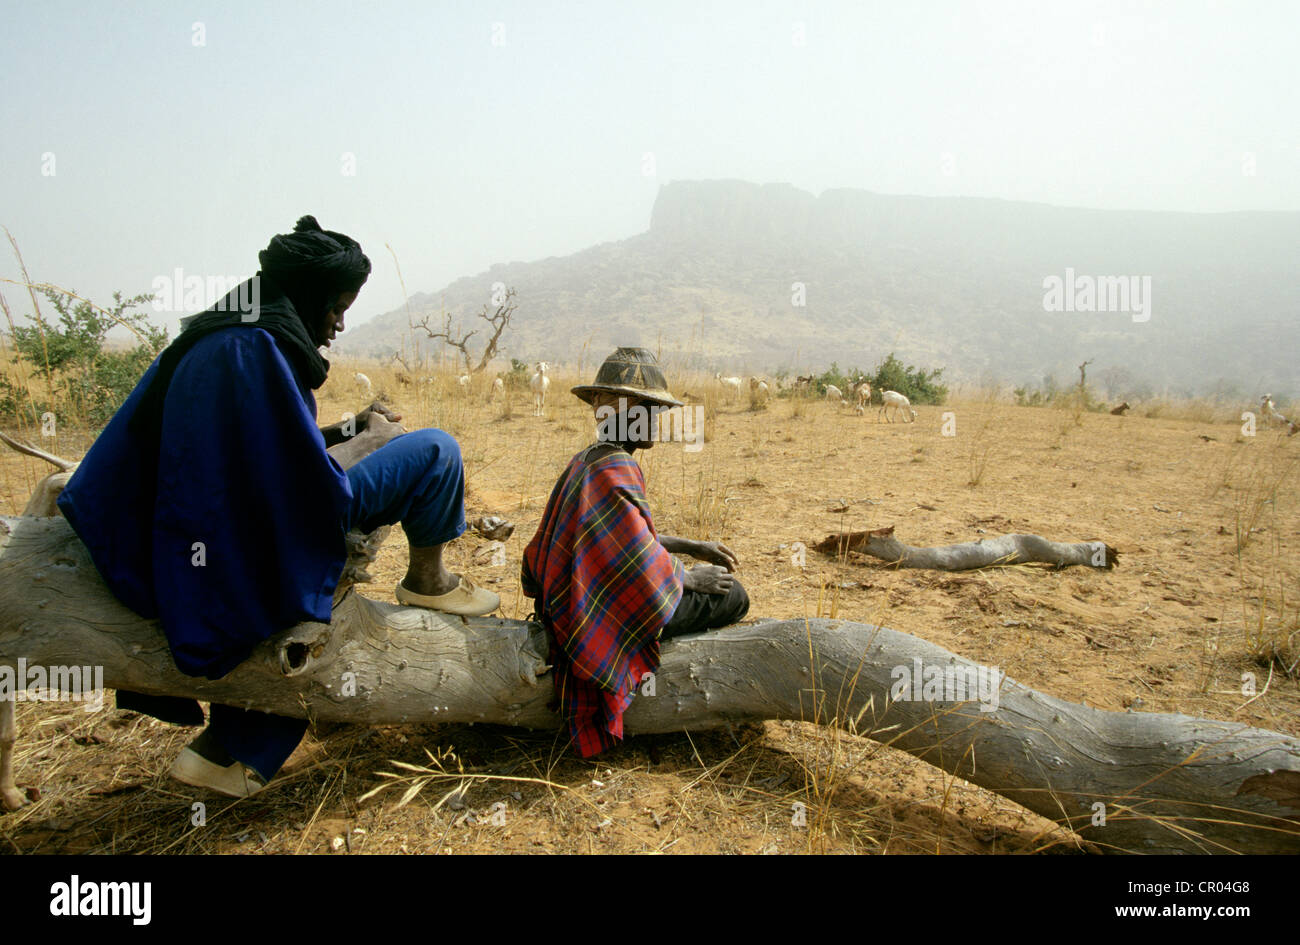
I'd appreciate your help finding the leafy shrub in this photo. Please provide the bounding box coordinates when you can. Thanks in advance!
[868,353,948,405]
[8,288,166,426]
[504,358,533,390]
[808,354,947,405]
[1014,375,1062,407]
[812,362,855,397]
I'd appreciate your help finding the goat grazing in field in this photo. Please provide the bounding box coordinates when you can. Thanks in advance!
[1259,396,1300,435]
[531,362,551,416]
[1110,402,1130,416]
[491,376,505,400]
[825,385,844,405]
[715,373,743,401]
[458,374,471,389]
[793,375,814,392]
[1260,395,1291,427]
[749,377,770,405]
[879,390,918,423]
[354,372,372,393]
[855,382,872,410]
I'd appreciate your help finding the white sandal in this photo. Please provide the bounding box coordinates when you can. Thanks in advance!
[396,577,500,617]
[169,747,266,798]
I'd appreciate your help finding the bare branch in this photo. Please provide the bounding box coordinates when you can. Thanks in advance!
[0,430,77,471]
[414,288,517,375]
[474,287,517,374]
[416,309,477,375]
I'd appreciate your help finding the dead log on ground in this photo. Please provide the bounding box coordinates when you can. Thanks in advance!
[813,526,1118,570]
[2,515,1297,852]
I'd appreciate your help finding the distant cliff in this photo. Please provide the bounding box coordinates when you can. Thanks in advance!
[337,180,1299,395]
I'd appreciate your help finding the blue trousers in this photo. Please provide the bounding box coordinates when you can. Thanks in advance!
[121,430,467,781]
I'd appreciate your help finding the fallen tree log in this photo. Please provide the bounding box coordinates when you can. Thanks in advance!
[2,514,1297,853]
[813,526,1119,570]
[0,431,78,518]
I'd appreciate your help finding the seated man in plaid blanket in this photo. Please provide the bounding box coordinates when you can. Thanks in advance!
[521,348,749,757]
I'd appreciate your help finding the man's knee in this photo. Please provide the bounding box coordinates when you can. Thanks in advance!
[724,579,750,623]
[402,428,461,467]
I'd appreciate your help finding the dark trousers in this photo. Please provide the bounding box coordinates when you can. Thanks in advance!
[660,580,750,640]
[121,430,466,782]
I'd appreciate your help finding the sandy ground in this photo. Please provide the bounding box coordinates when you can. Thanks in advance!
[1,370,1296,854]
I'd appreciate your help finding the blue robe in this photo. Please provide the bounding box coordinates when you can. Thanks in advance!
[58,326,353,679]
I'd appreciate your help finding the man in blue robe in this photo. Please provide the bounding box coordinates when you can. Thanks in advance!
[57,215,499,797]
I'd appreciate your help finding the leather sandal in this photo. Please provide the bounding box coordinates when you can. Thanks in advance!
[169,747,266,798]
[396,577,500,617]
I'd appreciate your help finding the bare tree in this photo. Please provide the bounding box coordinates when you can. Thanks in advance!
[1077,359,1094,390]
[418,287,517,375]
[388,350,418,385]
[471,287,517,374]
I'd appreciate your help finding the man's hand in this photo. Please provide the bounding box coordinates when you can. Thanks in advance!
[357,401,401,429]
[324,402,406,468]
[682,563,734,596]
[690,540,739,572]
[659,535,740,572]
[356,402,404,445]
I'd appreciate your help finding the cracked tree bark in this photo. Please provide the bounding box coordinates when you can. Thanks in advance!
[1,514,1297,852]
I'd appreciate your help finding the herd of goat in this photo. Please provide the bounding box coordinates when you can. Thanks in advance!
[352,364,552,416]
[349,367,1298,432]
[712,372,920,422]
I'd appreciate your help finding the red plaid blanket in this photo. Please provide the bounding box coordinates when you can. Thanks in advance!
[522,445,684,757]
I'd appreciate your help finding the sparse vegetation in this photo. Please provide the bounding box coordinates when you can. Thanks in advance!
[867,353,948,405]
[802,354,948,406]
[2,352,1298,855]
[416,286,518,375]
[3,286,165,427]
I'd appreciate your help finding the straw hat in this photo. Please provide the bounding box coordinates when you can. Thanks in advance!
[571,347,683,408]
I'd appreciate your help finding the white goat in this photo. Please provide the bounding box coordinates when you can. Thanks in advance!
[749,376,770,404]
[531,362,551,416]
[879,389,917,423]
[715,372,743,401]
[855,381,872,410]
[1261,395,1290,427]
[491,376,505,399]
[825,384,843,404]
[458,374,471,390]
[354,372,372,393]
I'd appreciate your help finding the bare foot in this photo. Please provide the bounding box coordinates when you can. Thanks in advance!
[401,568,462,597]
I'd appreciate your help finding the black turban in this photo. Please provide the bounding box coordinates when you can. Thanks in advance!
[258,214,372,328]
[127,215,370,475]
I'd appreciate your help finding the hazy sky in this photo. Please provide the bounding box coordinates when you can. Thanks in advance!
[1,0,1295,336]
